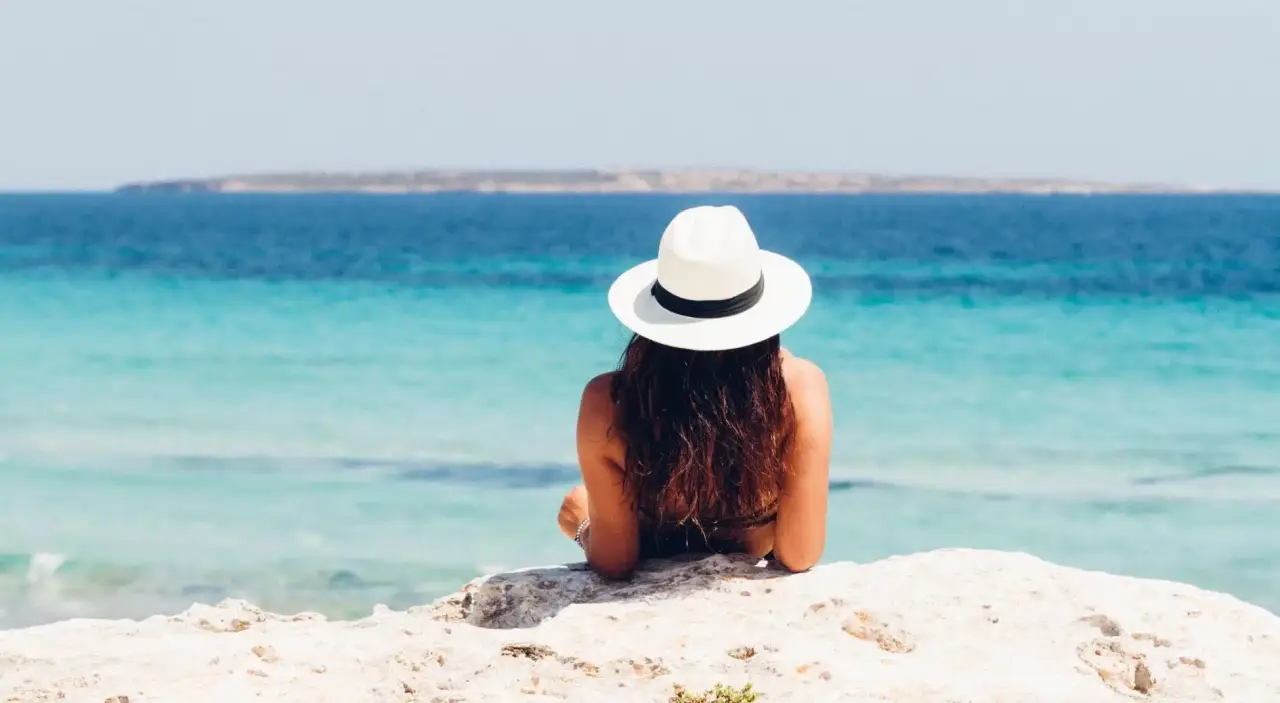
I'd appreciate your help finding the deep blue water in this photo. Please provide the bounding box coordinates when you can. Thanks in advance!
[1,193,1277,627]
[5,194,1279,295]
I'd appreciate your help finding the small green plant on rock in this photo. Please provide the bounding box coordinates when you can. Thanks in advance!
[670,682,758,703]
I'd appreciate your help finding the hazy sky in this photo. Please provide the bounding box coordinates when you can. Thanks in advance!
[1,0,1278,190]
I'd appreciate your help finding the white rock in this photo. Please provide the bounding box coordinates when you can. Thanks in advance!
[0,549,1277,702]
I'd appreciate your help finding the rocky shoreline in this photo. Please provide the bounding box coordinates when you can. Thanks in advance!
[113,169,1220,195]
[2,549,1277,702]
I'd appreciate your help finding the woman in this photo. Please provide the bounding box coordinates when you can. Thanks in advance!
[558,205,832,578]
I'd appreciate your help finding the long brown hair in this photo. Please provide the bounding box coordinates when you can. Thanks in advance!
[608,333,795,534]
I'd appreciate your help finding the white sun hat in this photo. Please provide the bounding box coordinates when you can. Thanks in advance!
[608,205,812,351]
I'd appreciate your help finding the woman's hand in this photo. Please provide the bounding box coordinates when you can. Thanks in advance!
[558,485,589,539]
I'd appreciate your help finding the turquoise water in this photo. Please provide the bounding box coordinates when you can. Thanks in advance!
[1,194,1278,626]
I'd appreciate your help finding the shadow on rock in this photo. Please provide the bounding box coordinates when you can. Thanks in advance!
[424,553,790,629]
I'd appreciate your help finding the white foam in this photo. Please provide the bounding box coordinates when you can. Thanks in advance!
[25,553,66,584]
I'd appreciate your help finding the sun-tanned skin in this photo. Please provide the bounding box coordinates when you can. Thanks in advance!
[558,349,833,579]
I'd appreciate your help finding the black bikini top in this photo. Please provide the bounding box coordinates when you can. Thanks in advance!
[641,498,780,532]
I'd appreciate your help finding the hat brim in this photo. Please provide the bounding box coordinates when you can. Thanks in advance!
[607,251,812,351]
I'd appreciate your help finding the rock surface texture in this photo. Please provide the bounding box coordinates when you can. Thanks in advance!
[1,549,1277,702]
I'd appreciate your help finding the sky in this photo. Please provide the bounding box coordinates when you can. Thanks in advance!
[1,0,1278,191]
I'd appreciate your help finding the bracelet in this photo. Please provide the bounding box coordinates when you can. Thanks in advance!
[573,518,590,549]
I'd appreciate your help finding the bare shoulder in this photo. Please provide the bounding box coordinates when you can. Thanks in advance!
[582,371,615,407]
[578,372,617,440]
[781,352,830,408]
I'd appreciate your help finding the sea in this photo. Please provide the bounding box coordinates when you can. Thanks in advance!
[1,193,1277,628]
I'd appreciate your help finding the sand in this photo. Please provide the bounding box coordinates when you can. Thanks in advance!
[2,549,1278,702]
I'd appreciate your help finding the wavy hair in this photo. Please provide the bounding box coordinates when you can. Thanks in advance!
[608,333,795,537]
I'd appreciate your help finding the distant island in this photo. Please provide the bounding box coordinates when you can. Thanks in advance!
[115,169,1228,195]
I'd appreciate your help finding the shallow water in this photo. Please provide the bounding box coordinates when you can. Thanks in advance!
[1,193,1278,626]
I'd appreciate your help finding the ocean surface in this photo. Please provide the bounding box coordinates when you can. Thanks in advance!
[1,193,1278,628]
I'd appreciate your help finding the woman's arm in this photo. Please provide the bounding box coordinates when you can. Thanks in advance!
[771,359,833,572]
[573,373,640,579]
